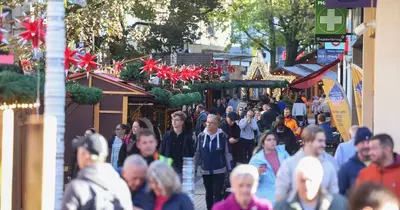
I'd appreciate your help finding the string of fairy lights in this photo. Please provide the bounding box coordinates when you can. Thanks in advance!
[0,102,41,111]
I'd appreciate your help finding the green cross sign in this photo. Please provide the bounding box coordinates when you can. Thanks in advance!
[315,0,347,42]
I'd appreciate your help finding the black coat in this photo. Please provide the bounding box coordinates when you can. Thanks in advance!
[160,130,195,171]
[273,125,299,155]
[117,135,140,167]
[260,110,280,131]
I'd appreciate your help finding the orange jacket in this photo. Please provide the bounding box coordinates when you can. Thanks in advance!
[356,154,400,199]
[284,118,300,135]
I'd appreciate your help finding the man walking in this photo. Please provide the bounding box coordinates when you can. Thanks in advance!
[161,111,195,176]
[196,104,208,136]
[334,125,359,167]
[338,127,372,195]
[276,125,338,201]
[357,134,400,198]
[195,114,232,210]
[62,134,132,210]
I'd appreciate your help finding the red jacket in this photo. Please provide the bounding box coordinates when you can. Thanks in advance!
[356,154,400,199]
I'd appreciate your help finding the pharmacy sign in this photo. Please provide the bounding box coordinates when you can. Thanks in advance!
[315,0,347,42]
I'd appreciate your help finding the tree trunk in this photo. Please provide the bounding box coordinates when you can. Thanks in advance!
[285,40,299,66]
[267,0,277,69]
[45,1,66,209]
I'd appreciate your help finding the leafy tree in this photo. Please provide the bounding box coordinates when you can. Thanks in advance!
[212,0,315,68]
[137,0,220,53]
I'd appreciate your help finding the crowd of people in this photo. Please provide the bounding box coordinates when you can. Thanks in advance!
[62,93,400,210]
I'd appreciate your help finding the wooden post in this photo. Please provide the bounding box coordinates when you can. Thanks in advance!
[94,103,100,132]
[122,96,128,124]
[22,116,44,210]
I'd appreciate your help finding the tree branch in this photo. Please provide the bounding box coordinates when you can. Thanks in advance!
[243,30,271,52]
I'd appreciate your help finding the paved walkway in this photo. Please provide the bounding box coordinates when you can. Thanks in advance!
[194,177,206,210]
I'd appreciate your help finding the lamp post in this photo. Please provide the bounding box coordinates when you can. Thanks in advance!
[44,1,65,209]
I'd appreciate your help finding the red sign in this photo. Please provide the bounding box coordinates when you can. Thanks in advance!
[281,51,287,60]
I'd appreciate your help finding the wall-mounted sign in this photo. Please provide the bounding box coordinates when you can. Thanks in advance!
[315,0,347,42]
[325,0,376,8]
[317,49,343,64]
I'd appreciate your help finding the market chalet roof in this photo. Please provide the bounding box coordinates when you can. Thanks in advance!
[272,64,337,81]
[67,71,152,96]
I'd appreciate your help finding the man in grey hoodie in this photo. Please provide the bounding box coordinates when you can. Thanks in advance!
[62,134,133,210]
[276,125,339,202]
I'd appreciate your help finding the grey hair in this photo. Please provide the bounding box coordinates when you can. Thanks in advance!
[147,160,181,196]
[123,154,148,170]
[207,114,219,123]
[349,125,359,138]
[230,164,259,194]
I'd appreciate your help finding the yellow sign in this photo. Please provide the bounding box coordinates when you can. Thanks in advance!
[322,79,351,141]
[351,64,363,125]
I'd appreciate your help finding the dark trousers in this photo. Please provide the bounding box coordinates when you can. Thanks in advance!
[315,114,319,125]
[240,138,254,163]
[203,173,225,210]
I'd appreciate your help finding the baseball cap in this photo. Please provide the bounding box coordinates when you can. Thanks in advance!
[354,127,373,145]
[79,133,109,158]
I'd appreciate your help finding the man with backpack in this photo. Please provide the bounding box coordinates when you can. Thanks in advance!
[62,134,133,210]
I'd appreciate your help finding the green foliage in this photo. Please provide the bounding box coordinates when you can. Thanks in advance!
[211,0,315,67]
[0,64,23,74]
[0,71,43,103]
[138,0,219,53]
[149,87,172,104]
[168,92,202,108]
[119,61,149,82]
[66,81,103,105]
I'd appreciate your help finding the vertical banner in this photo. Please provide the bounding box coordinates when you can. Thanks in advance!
[322,79,351,141]
[351,64,363,125]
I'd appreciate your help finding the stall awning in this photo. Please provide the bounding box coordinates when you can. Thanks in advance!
[289,58,341,89]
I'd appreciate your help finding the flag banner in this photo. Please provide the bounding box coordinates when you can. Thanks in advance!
[351,64,363,125]
[322,78,351,141]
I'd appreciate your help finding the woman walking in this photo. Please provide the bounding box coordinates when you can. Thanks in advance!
[249,131,290,205]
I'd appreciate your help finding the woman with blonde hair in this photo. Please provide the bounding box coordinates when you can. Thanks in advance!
[146,160,194,210]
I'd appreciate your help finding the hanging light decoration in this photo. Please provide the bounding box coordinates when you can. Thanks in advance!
[141,57,160,74]
[78,52,98,77]
[113,59,124,73]
[156,64,171,80]
[16,16,46,50]
[64,47,78,76]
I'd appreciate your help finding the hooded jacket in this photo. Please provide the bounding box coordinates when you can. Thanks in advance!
[338,153,366,195]
[62,163,133,210]
[249,145,290,204]
[194,128,232,175]
[357,154,400,198]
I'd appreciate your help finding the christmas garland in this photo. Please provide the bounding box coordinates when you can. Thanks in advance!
[0,71,43,104]
[66,81,103,105]
[149,87,202,108]
[188,81,289,91]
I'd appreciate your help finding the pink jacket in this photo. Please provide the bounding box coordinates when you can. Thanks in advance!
[212,194,272,210]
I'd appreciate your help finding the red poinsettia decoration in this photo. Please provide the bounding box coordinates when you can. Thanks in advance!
[17,17,46,49]
[156,64,171,80]
[64,47,78,75]
[228,65,236,73]
[78,52,98,75]
[113,60,124,73]
[0,12,9,45]
[141,58,160,74]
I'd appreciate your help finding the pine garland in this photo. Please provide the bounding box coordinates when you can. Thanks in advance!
[66,81,103,105]
[0,71,43,103]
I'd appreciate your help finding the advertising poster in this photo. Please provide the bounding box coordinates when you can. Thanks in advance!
[351,64,363,125]
[322,78,351,141]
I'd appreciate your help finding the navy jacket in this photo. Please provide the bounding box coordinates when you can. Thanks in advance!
[144,192,194,210]
[338,154,366,195]
[319,123,333,143]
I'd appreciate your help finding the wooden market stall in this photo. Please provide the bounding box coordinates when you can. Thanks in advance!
[65,72,154,180]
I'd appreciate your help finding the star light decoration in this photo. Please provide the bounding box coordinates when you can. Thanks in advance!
[113,59,125,73]
[0,12,10,45]
[179,65,193,82]
[78,52,98,77]
[64,47,78,76]
[141,57,160,74]
[156,64,171,80]
[16,16,46,50]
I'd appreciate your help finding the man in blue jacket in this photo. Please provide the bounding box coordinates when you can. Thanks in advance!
[337,127,373,195]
